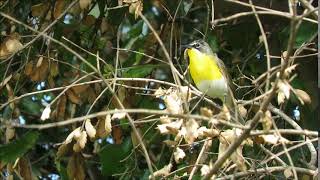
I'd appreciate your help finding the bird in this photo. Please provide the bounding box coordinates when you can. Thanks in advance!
[184,39,237,112]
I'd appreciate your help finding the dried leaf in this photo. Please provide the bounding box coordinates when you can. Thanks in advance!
[111,110,126,120]
[150,163,172,179]
[77,131,87,149]
[0,35,23,60]
[53,0,65,19]
[173,147,185,163]
[260,110,272,130]
[128,1,143,19]
[221,105,231,121]
[284,167,293,178]
[5,127,15,141]
[218,129,247,171]
[0,74,12,89]
[277,80,291,105]
[73,143,81,152]
[57,143,71,159]
[200,107,213,118]
[85,119,96,139]
[71,84,89,94]
[67,154,85,180]
[31,3,49,17]
[112,126,123,144]
[294,89,311,105]
[157,119,183,134]
[66,89,81,104]
[104,114,112,135]
[154,87,166,97]
[79,0,92,9]
[197,126,219,139]
[163,140,178,147]
[260,134,291,144]
[200,165,210,177]
[50,61,59,77]
[65,127,81,144]
[159,115,171,124]
[56,95,67,120]
[17,157,32,180]
[40,106,51,121]
[238,104,247,118]
[184,119,199,144]
[179,86,192,102]
[36,56,43,68]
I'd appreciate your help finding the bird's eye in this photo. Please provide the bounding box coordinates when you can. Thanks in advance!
[193,43,200,49]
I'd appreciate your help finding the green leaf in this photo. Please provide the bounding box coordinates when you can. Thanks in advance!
[279,21,317,49]
[55,160,69,180]
[99,138,132,175]
[123,65,157,78]
[0,131,39,163]
[19,97,42,116]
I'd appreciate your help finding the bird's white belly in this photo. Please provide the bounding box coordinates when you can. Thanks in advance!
[196,78,228,99]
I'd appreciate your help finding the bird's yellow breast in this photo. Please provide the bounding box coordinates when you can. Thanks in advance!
[187,48,223,85]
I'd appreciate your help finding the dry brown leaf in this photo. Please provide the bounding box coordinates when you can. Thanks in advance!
[5,127,15,141]
[294,89,311,105]
[184,119,199,144]
[25,58,49,81]
[220,105,231,121]
[31,3,50,17]
[0,35,23,60]
[200,107,213,118]
[163,140,178,147]
[277,80,291,105]
[159,115,171,124]
[261,110,272,130]
[66,89,81,104]
[150,163,172,179]
[50,61,59,77]
[238,104,247,118]
[284,167,293,178]
[173,147,185,163]
[157,119,183,135]
[259,134,291,145]
[96,115,112,138]
[24,62,33,76]
[67,154,85,180]
[57,143,71,159]
[104,114,112,134]
[85,119,96,139]
[111,110,127,120]
[40,106,51,121]
[218,129,247,171]
[65,127,81,144]
[53,0,65,19]
[0,74,12,89]
[73,143,81,152]
[71,84,89,94]
[77,131,87,149]
[112,126,123,144]
[200,165,210,177]
[17,157,32,180]
[79,0,92,9]
[86,86,97,104]
[197,126,219,139]
[36,56,43,68]
[56,95,67,120]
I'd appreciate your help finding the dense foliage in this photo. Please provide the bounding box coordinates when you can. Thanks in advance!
[0,0,318,179]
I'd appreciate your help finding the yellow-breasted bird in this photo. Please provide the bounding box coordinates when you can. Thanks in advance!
[184,39,236,110]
